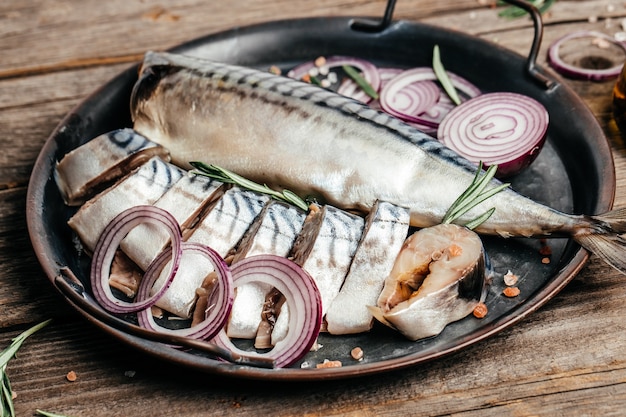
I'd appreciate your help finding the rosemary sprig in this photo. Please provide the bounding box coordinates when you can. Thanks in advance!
[442,163,510,229]
[432,45,461,106]
[190,162,310,211]
[497,0,555,19]
[342,65,379,100]
[1,320,51,417]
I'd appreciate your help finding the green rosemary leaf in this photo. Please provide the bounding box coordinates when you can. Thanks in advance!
[0,320,51,417]
[442,164,509,229]
[464,208,496,231]
[498,0,554,19]
[0,320,51,368]
[190,162,309,211]
[309,75,322,86]
[443,163,496,223]
[432,45,462,106]
[1,371,14,417]
[281,190,310,210]
[342,65,379,100]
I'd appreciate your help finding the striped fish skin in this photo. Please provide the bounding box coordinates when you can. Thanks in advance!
[227,202,306,339]
[131,52,576,237]
[130,51,626,275]
[55,128,168,206]
[325,201,410,335]
[290,205,365,318]
[67,156,183,252]
[120,173,224,271]
[186,186,269,255]
[151,186,269,318]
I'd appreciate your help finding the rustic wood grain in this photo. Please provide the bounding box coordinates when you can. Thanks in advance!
[2,0,626,416]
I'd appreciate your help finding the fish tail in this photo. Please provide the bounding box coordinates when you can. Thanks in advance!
[574,207,626,274]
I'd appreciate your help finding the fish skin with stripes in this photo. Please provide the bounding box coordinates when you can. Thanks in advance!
[130,51,626,275]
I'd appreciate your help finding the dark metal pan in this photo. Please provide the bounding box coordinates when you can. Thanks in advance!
[26,1,615,381]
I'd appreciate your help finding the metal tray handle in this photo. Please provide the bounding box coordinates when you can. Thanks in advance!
[352,0,553,89]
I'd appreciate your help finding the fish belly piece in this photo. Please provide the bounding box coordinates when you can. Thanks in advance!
[55,128,169,206]
[290,205,365,320]
[371,223,488,341]
[326,201,410,335]
[119,173,225,271]
[151,186,269,318]
[67,156,184,252]
[227,201,307,339]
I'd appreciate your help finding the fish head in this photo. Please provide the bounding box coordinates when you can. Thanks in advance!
[130,52,178,124]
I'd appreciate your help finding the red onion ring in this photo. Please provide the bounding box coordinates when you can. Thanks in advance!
[90,205,182,314]
[437,92,549,177]
[379,67,481,127]
[547,31,626,81]
[288,56,381,103]
[212,255,322,368]
[382,80,441,124]
[136,242,234,340]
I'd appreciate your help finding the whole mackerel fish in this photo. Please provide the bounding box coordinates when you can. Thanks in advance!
[131,51,626,274]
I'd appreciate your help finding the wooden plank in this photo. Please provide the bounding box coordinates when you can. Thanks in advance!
[9,0,623,77]
[0,0,485,76]
[6,289,626,417]
[0,64,127,187]
[0,188,75,327]
[3,1,626,415]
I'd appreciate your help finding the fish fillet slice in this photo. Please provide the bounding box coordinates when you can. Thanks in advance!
[151,186,269,318]
[326,201,410,335]
[119,173,225,271]
[290,205,365,319]
[55,128,168,206]
[227,201,306,339]
[67,156,183,252]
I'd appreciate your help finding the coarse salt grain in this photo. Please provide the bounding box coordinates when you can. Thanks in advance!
[503,270,519,286]
[351,347,364,361]
[314,56,327,67]
[473,302,488,319]
[316,359,342,369]
[503,287,521,298]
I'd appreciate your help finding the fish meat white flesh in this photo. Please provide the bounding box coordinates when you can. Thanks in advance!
[325,201,410,335]
[290,205,365,319]
[55,128,169,206]
[227,201,306,339]
[370,223,489,341]
[150,186,269,318]
[67,156,184,252]
[119,173,225,271]
[130,51,626,275]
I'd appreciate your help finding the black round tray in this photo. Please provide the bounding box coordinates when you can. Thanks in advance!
[26,15,615,381]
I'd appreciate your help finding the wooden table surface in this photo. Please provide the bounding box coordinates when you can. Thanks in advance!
[3,0,626,415]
